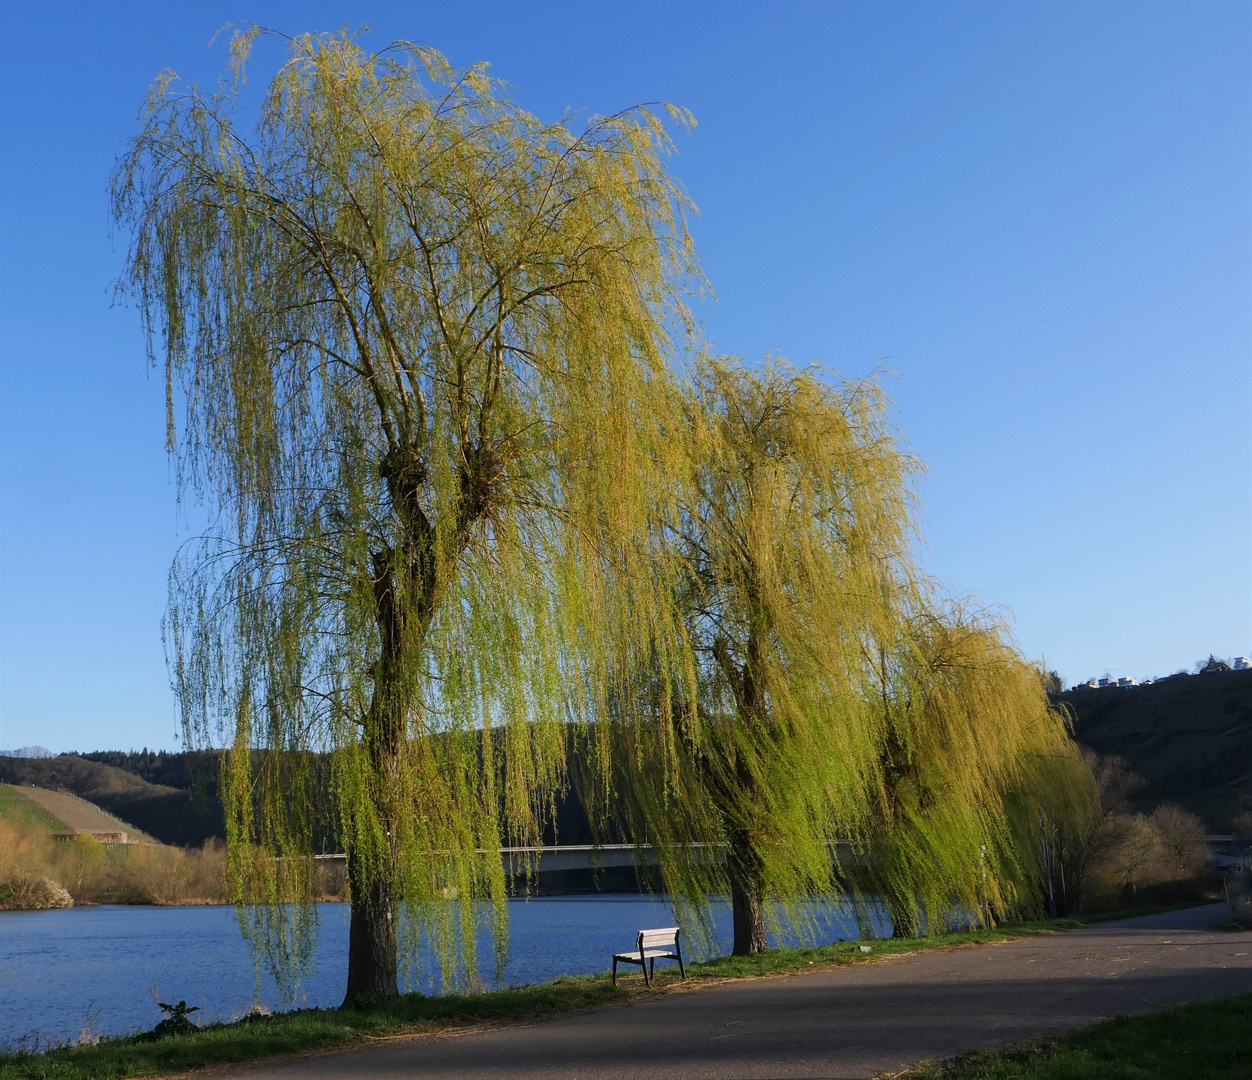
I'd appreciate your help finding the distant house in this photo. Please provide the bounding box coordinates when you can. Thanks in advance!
[1117,677,1137,688]
[1200,656,1232,675]
[1233,656,1251,671]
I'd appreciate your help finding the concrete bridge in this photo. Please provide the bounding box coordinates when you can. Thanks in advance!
[313,842,859,875]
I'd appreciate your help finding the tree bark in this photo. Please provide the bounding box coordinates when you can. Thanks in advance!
[728,831,768,955]
[341,524,416,1003]
[343,859,398,1002]
[730,868,768,955]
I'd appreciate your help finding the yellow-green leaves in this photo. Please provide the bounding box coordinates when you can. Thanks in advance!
[113,27,699,994]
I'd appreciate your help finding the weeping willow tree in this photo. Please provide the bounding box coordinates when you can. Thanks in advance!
[861,601,1098,936]
[584,357,920,954]
[111,28,699,999]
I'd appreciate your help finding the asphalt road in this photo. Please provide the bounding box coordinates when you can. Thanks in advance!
[220,904,1252,1080]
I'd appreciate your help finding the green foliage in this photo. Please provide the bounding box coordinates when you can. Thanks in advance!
[112,27,699,995]
[584,358,1097,946]
[585,357,923,949]
[112,24,1099,993]
[865,605,1099,932]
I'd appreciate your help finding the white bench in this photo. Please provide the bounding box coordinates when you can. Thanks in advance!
[612,926,686,987]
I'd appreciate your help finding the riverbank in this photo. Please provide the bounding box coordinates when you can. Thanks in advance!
[0,904,1222,1080]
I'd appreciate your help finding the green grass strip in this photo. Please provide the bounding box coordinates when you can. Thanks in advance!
[0,904,1220,1080]
[898,993,1252,1079]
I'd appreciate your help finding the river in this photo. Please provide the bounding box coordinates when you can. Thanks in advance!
[0,896,886,1048]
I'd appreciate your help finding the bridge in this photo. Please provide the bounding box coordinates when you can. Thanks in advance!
[313,842,859,875]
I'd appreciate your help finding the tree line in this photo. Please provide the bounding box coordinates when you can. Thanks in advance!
[112,28,1096,1003]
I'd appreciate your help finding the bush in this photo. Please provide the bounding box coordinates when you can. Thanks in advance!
[0,871,73,910]
[1080,804,1211,911]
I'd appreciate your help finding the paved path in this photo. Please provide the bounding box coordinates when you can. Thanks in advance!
[222,905,1252,1080]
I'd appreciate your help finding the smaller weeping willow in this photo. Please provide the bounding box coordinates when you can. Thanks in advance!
[113,28,700,999]
[858,600,1099,936]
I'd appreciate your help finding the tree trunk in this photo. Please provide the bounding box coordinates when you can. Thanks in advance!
[340,442,477,1003]
[340,533,413,1004]
[343,860,398,1003]
[730,868,768,955]
[888,896,919,938]
[728,828,768,955]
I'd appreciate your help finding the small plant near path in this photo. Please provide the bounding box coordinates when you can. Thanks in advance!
[146,1001,199,1041]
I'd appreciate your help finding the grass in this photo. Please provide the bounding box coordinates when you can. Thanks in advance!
[0,903,1221,1080]
[0,786,69,833]
[896,993,1252,1079]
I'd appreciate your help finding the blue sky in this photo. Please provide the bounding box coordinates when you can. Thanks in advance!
[1,1,1248,753]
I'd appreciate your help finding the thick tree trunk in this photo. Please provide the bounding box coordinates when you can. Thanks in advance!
[343,860,398,1002]
[341,534,412,1005]
[730,868,768,955]
[340,441,481,1003]
[728,829,768,955]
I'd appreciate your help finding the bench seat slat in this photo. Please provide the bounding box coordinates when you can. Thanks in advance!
[614,948,680,960]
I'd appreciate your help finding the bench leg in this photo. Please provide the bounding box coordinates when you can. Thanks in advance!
[649,957,655,983]
[612,958,618,987]
[677,948,686,980]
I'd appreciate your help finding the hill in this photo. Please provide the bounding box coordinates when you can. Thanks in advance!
[0,755,223,846]
[9,668,1249,845]
[0,782,155,841]
[1060,668,1252,829]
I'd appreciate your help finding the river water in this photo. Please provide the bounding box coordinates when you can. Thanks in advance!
[0,896,885,1047]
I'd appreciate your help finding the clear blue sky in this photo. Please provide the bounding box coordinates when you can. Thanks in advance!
[1,1,1248,754]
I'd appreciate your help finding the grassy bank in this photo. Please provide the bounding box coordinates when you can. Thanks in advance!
[899,992,1252,1079]
[0,905,1221,1080]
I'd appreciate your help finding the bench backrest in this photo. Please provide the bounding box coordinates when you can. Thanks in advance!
[638,927,680,950]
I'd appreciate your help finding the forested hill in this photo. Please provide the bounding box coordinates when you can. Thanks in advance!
[5,669,1249,844]
[1060,668,1252,830]
[0,747,600,850]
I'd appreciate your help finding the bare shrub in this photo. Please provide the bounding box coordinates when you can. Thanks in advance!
[185,840,226,901]
[1148,804,1207,878]
[0,869,73,910]
[316,858,348,901]
[124,844,194,905]
[0,821,72,909]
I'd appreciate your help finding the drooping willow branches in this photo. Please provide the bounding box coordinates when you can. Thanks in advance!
[585,359,1095,951]
[114,26,1096,994]
[113,28,700,998]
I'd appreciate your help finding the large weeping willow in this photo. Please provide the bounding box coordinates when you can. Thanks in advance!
[111,29,699,999]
